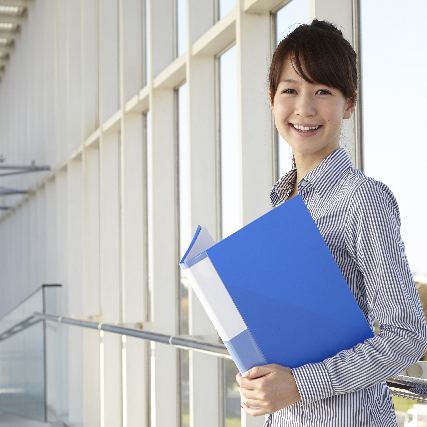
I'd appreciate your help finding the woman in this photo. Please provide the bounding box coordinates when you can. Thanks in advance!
[236,19,427,426]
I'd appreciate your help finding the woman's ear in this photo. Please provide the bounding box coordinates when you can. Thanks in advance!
[343,93,357,119]
[268,90,274,111]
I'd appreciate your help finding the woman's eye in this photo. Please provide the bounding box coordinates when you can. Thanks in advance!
[317,89,331,95]
[282,88,296,94]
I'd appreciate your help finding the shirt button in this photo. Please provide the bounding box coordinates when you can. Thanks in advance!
[300,180,307,188]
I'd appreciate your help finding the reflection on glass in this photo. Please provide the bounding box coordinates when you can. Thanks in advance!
[360,0,427,419]
[219,45,240,239]
[219,45,240,426]
[0,286,63,422]
[219,0,236,20]
[178,83,190,427]
[177,0,186,57]
[145,0,150,84]
[275,0,310,178]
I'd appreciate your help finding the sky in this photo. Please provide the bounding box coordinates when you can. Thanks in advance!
[360,0,427,276]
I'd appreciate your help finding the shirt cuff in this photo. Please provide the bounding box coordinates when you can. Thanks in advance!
[292,362,334,403]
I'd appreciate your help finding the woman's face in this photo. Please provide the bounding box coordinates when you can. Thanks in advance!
[270,57,355,160]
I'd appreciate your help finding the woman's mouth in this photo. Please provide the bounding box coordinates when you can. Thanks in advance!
[290,123,322,135]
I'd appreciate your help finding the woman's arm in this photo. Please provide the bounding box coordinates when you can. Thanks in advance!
[237,179,427,414]
[291,179,427,403]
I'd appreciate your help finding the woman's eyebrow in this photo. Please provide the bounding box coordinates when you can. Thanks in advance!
[280,78,299,83]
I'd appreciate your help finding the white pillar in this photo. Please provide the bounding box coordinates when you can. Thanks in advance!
[310,0,357,164]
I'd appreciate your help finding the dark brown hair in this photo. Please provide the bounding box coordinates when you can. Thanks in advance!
[269,19,358,104]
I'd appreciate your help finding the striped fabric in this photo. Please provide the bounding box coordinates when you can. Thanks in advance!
[265,148,427,427]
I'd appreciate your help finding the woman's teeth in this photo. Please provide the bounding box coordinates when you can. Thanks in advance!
[293,124,320,131]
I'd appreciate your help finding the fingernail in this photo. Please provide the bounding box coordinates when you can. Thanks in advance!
[242,371,249,378]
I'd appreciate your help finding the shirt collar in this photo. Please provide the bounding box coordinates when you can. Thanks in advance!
[270,148,353,207]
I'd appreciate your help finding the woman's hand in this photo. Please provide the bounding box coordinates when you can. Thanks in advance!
[236,364,301,416]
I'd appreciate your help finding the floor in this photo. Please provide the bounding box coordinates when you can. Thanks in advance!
[0,413,52,427]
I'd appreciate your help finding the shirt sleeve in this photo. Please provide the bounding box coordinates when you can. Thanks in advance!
[292,179,427,404]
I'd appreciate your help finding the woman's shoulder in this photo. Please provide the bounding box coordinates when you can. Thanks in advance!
[343,168,400,223]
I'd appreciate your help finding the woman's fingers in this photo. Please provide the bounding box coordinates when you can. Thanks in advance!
[241,402,269,417]
[241,396,263,407]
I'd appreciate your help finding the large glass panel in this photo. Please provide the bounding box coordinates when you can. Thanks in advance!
[360,0,427,421]
[177,83,190,427]
[219,0,236,20]
[0,285,63,422]
[275,0,310,179]
[0,288,45,421]
[218,44,240,427]
[219,45,240,240]
[177,0,186,57]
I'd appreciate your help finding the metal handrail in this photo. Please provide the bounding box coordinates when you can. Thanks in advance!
[1,311,427,402]
[34,312,232,359]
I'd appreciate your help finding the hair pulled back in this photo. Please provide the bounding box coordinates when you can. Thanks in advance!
[269,19,357,104]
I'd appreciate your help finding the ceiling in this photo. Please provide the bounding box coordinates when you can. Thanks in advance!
[0,1,28,83]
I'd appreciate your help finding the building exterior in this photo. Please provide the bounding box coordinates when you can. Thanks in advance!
[0,0,425,426]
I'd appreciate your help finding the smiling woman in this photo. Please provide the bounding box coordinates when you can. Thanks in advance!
[237,19,427,427]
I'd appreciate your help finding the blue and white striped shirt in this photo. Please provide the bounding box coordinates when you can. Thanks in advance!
[266,148,427,427]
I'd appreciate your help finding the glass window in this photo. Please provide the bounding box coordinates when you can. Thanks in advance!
[274,0,310,179]
[177,0,186,57]
[218,44,240,427]
[177,83,190,427]
[360,0,427,418]
[219,45,240,240]
[219,0,236,20]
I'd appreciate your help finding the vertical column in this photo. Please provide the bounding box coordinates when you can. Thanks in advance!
[237,1,274,227]
[120,113,148,427]
[66,0,83,152]
[34,0,45,172]
[67,159,84,426]
[82,144,102,427]
[36,187,47,286]
[119,0,149,399]
[28,196,37,295]
[149,87,179,427]
[310,0,356,164]
[54,0,68,163]
[99,0,122,424]
[44,0,56,166]
[55,169,69,420]
[150,0,175,77]
[118,3,147,426]
[45,179,57,283]
[120,0,143,103]
[100,131,122,427]
[82,0,99,138]
[100,0,119,123]
[186,46,220,427]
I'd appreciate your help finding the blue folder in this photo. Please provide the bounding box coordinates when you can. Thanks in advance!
[180,195,374,374]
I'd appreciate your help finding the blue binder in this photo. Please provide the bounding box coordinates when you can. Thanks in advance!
[180,195,373,374]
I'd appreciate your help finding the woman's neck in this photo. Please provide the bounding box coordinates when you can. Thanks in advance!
[293,147,338,185]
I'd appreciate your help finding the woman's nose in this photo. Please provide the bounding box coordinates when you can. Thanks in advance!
[295,94,316,116]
